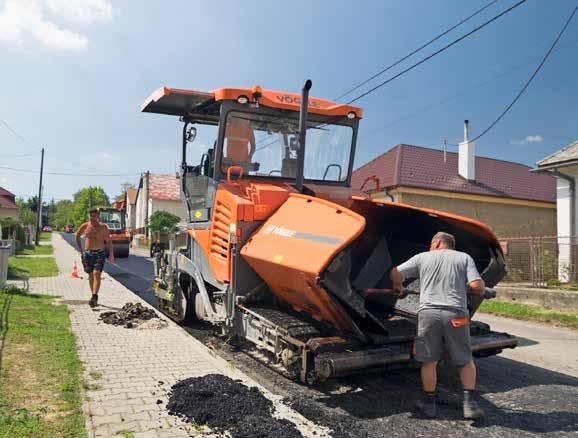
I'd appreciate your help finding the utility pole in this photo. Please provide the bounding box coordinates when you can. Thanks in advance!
[35,148,44,246]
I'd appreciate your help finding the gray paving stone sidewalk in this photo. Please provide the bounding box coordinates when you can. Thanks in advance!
[19,234,323,438]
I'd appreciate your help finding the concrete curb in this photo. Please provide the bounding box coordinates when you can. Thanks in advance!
[496,286,578,312]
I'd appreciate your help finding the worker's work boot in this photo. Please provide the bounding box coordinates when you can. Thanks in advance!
[415,391,437,418]
[463,390,485,419]
[89,294,98,308]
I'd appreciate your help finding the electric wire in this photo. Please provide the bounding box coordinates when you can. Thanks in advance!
[0,119,40,151]
[1,117,133,175]
[365,38,578,141]
[334,0,499,102]
[466,6,578,143]
[0,152,36,158]
[346,0,528,105]
[0,165,139,177]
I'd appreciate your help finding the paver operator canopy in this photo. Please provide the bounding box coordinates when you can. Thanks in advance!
[141,85,363,187]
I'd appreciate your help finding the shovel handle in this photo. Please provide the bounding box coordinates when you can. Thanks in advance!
[361,288,418,296]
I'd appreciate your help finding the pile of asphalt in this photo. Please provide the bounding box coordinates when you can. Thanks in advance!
[167,374,302,438]
[99,302,159,328]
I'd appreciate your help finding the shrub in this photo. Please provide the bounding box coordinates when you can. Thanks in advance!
[148,211,180,233]
[545,278,562,287]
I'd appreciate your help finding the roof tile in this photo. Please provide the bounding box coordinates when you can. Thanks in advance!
[537,140,578,167]
[352,144,555,203]
[126,188,138,205]
[148,174,180,201]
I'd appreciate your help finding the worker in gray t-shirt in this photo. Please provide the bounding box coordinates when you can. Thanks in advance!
[390,231,486,420]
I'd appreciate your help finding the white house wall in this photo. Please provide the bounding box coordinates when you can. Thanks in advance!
[125,202,136,230]
[556,174,578,281]
[135,182,147,231]
[0,208,19,221]
[150,199,187,221]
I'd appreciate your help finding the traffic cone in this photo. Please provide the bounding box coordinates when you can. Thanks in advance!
[71,261,80,279]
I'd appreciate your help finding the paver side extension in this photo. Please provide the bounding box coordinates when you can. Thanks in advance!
[19,234,323,438]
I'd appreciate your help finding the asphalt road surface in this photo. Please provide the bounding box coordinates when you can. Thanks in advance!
[62,233,578,437]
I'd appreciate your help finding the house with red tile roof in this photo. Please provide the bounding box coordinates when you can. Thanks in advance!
[123,187,138,230]
[352,144,556,238]
[0,187,19,221]
[112,195,125,210]
[0,187,20,239]
[134,173,186,236]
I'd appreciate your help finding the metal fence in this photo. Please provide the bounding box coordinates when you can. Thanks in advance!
[499,236,576,287]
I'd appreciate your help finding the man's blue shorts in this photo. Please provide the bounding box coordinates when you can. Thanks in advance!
[81,249,106,273]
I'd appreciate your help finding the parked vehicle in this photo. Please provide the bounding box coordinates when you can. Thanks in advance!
[42,225,52,232]
[98,207,130,258]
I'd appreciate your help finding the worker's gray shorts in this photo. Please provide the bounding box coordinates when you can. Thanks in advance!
[415,307,472,367]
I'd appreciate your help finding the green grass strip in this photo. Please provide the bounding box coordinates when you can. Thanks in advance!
[0,287,86,437]
[16,245,54,256]
[8,257,58,279]
[480,300,578,329]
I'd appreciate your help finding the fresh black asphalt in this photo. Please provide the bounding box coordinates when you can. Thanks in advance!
[61,232,578,437]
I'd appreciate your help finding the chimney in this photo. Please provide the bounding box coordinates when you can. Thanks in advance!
[458,120,475,181]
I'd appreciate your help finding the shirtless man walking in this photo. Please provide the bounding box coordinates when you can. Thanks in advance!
[75,208,114,307]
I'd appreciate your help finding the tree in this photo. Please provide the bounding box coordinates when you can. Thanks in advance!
[0,217,16,239]
[115,182,136,203]
[70,187,110,228]
[120,182,135,192]
[16,199,36,225]
[148,210,180,233]
[18,206,36,225]
[24,196,38,213]
[43,198,56,226]
[52,200,74,230]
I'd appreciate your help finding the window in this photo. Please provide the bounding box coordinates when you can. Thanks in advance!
[222,111,354,182]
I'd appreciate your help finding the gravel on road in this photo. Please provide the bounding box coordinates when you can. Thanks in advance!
[99,302,162,328]
[167,374,303,438]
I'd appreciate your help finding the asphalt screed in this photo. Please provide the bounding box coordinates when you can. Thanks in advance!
[167,374,303,438]
[99,302,162,328]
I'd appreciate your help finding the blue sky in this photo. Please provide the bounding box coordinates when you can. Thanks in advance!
[1,0,577,201]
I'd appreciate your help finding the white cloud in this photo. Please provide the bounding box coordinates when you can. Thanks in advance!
[99,152,113,160]
[510,134,543,145]
[0,0,115,51]
[46,0,114,24]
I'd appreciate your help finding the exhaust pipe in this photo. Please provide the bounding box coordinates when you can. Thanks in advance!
[295,79,312,193]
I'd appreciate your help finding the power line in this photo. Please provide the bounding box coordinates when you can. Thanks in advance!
[45,155,109,174]
[1,117,126,174]
[364,38,578,141]
[0,152,36,158]
[0,119,40,151]
[346,0,528,105]
[0,165,139,177]
[467,6,578,143]
[334,0,499,102]
[255,138,280,153]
